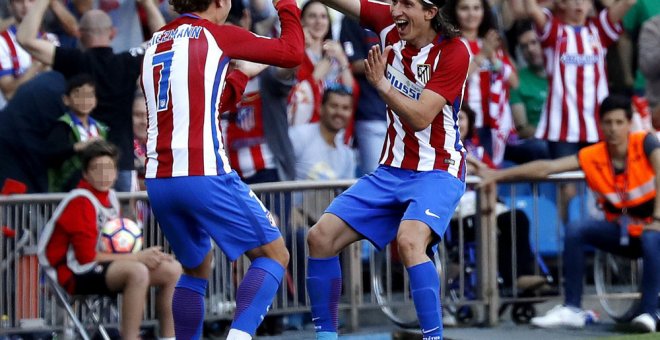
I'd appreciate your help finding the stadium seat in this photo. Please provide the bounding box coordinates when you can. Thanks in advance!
[568,194,585,223]
[43,275,116,340]
[497,182,533,199]
[502,195,563,256]
[537,182,558,203]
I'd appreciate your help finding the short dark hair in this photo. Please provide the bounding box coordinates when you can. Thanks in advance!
[66,74,95,95]
[322,84,352,105]
[170,0,213,15]
[80,140,120,172]
[445,0,497,38]
[227,0,245,26]
[599,94,632,121]
[514,19,535,40]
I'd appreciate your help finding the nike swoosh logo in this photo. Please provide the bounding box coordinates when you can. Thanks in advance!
[312,317,320,321]
[425,209,440,218]
[421,326,439,334]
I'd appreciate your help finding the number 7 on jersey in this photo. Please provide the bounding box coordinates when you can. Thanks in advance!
[152,51,175,111]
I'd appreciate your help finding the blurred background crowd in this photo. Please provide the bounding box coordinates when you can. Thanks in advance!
[0,0,657,197]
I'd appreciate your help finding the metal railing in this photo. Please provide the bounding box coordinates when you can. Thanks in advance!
[3,172,637,335]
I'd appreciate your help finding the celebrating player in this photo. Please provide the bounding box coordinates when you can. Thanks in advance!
[306,0,469,339]
[140,0,304,338]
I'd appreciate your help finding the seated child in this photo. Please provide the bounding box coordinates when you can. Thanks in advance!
[39,140,182,340]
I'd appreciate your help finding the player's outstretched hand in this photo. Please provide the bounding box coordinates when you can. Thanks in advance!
[365,45,392,94]
[234,60,269,78]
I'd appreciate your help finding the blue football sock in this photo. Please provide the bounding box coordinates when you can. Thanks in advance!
[407,261,442,340]
[231,257,285,335]
[172,274,207,340]
[306,256,342,336]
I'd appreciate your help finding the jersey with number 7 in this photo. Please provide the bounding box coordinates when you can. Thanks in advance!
[140,0,303,179]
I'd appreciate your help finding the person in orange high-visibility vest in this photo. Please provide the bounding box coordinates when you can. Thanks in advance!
[479,94,660,333]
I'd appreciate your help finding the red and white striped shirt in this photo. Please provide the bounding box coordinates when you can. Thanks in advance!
[535,9,622,143]
[0,25,58,108]
[360,0,469,177]
[224,77,276,179]
[462,39,515,130]
[141,1,303,178]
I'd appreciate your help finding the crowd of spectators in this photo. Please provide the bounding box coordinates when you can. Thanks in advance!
[0,0,658,335]
[0,0,656,195]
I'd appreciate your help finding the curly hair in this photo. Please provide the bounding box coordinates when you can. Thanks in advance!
[444,0,498,38]
[170,0,214,15]
[419,0,461,38]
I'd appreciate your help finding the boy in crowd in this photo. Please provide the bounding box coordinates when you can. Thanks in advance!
[46,74,105,192]
[39,140,182,339]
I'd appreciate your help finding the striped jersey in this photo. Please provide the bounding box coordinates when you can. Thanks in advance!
[462,39,516,129]
[535,8,622,143]
[223,77,276,179]
[360,0,469,177]
[0,25,58,108]
[0,25,58,78]
[141,0,303,178]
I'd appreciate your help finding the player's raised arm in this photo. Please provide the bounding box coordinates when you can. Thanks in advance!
[218,0,304,68]
[320,0,361,20]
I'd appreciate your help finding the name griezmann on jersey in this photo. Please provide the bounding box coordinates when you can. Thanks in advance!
[149,26,203,47]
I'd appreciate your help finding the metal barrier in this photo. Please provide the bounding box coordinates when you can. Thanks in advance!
[2,173,638,335]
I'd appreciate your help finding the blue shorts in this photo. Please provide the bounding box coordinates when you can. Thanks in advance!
[326,165,465,250]
[145,172,281,268]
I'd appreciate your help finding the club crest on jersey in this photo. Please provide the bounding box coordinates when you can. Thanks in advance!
[237,106,255,131]
[417,64,431,85]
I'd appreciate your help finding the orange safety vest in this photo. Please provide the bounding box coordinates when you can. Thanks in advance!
[578,131,656,237]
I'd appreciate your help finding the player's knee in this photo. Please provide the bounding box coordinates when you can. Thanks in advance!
[267,244,290,268]
[307,225,331,253]
[183,252,213,278]
[277,248,290,268]
[396,234,425,259]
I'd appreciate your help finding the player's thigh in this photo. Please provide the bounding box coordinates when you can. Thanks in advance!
[397,220,434,249]
[307,213,363,253]
[245,236,289,264]
[145,177,212,269]
[200,172,282,261]
[325,167,403,250]
[401,170,465,240]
